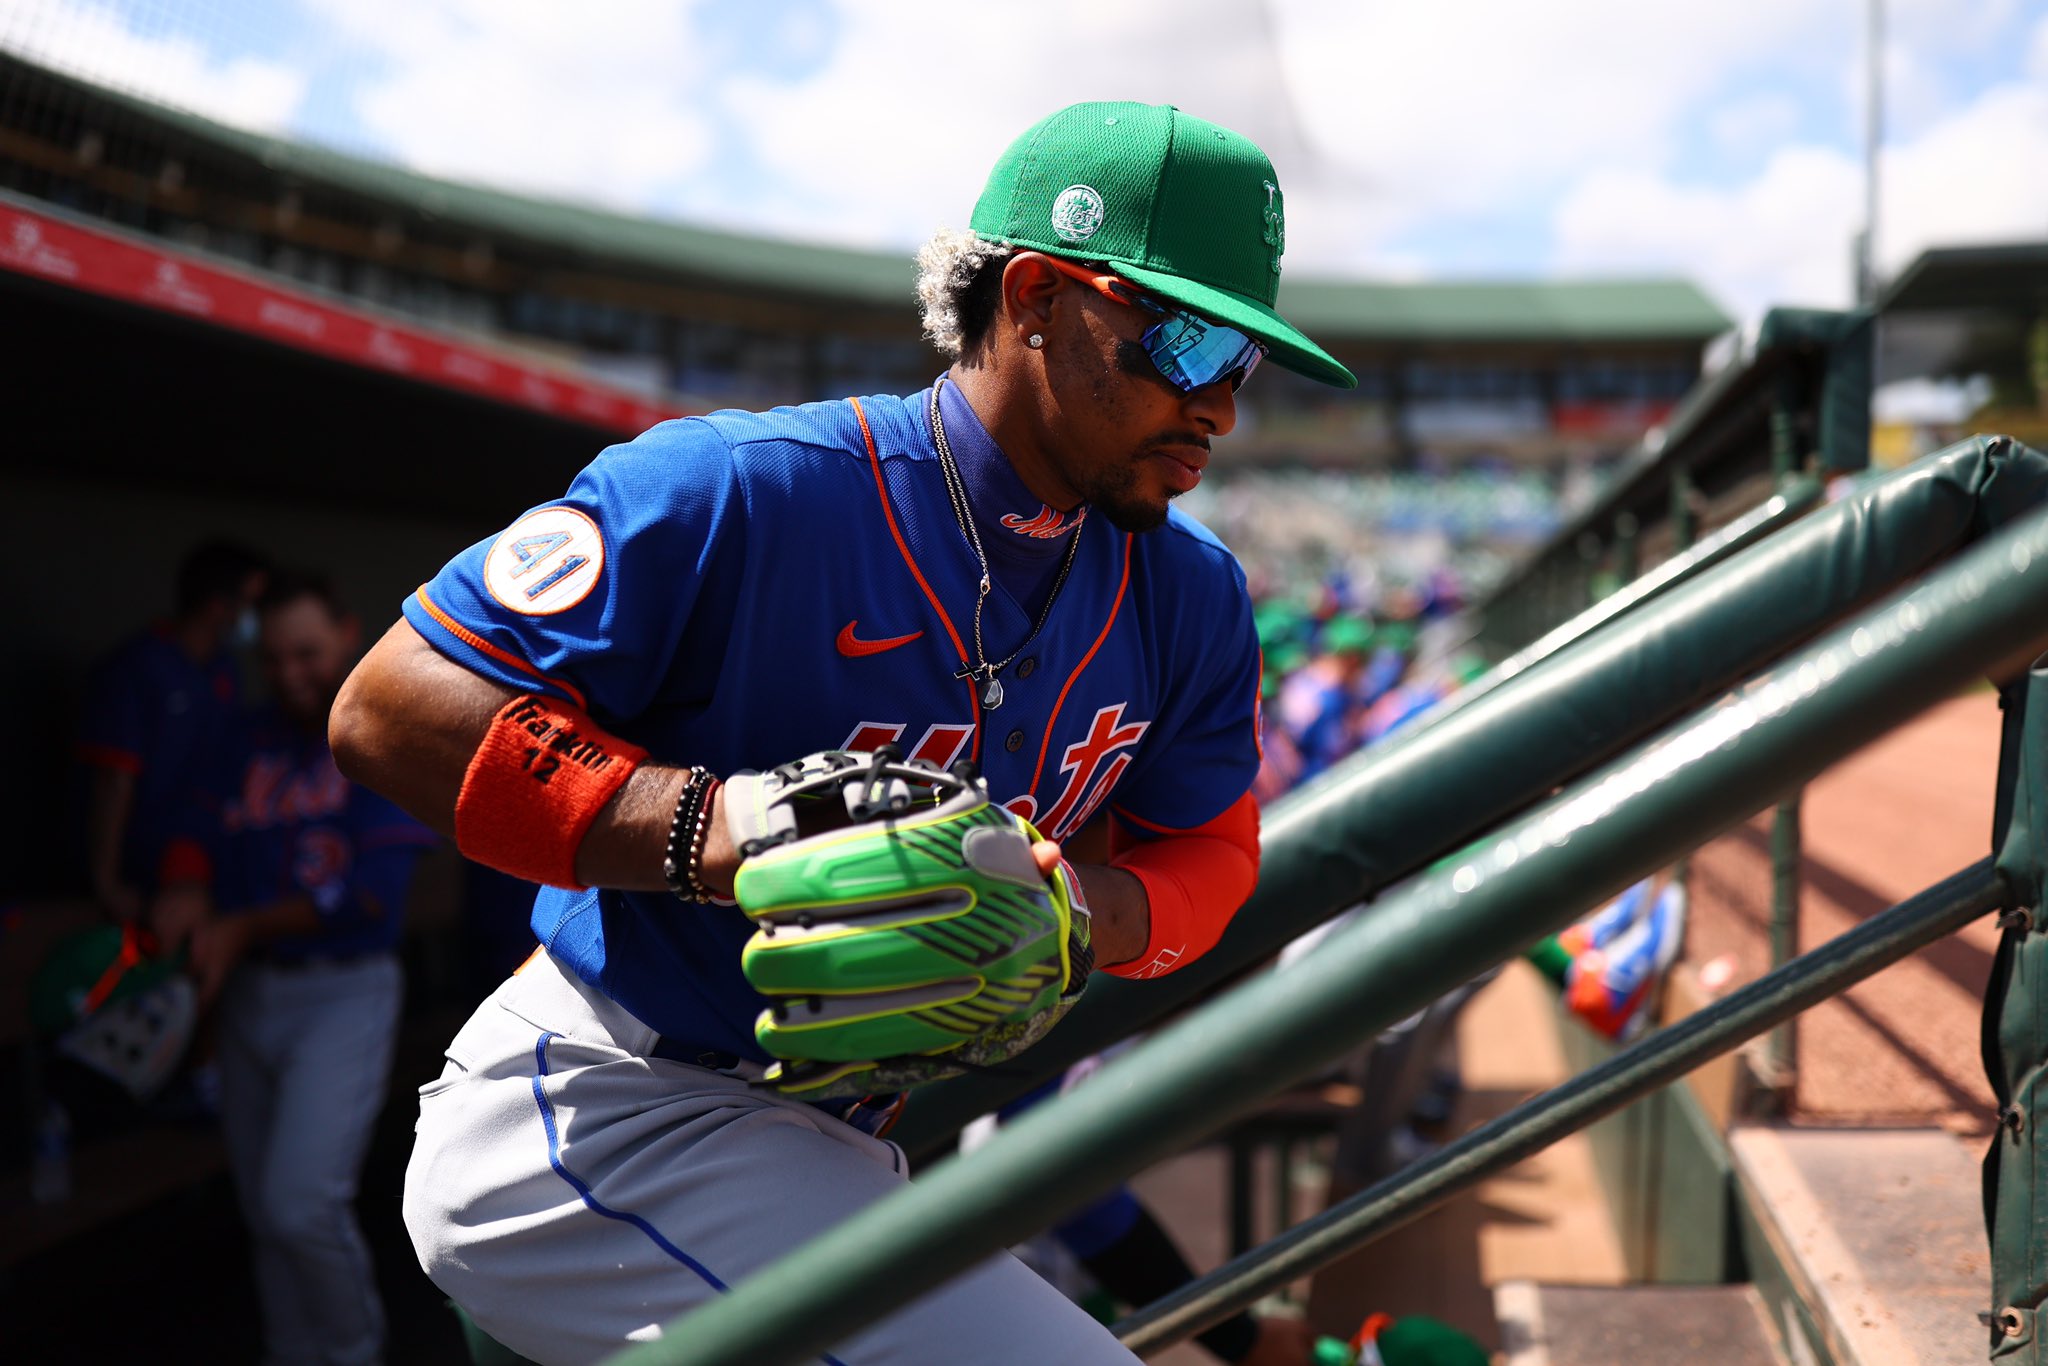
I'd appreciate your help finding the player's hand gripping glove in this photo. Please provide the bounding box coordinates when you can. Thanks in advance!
[725,748,1092,1101]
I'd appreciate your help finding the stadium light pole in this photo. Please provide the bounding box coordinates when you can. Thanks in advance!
[1857,0,1884,305]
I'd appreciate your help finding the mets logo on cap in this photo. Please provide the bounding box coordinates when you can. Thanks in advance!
[1050,185,1105,243]
[1261,181,1285,274]
[485,506,605,614]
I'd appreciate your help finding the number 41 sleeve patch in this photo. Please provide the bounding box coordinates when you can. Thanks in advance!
[484,506,606,615]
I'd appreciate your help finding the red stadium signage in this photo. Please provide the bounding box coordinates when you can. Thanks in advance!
[1553,399,1677,439]
[0,199,683,436]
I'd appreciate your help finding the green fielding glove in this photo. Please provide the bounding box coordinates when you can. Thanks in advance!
[726,748,1092,1100]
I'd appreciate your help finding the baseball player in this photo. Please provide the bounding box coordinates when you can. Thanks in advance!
[154,569,438,1366]
[76,538,268,921]
[331,101,1355,1364]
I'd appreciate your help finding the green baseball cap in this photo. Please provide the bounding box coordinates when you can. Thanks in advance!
[1319,615,1375,656]
[972,101,1356,390]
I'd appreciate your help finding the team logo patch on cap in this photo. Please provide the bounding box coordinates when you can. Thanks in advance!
[1050,185,1105,243]
[1261,181,1285,274]
[485,506,605,615]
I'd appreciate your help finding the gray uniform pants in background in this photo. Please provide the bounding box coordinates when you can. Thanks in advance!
[219,955,403,1366]
[404,949,1139,1366]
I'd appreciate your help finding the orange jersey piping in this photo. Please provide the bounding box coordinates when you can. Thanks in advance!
[851,396,982,763]
[413,586,590,712]
[1029,532,1134,792]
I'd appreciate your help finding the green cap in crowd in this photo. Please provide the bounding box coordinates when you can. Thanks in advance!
[1319,615,1375,657]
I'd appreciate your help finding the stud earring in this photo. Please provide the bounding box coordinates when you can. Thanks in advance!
[1026,333,1044,349]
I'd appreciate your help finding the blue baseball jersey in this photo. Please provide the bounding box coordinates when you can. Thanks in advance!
[76,627,243,886]
[201,706,439,960]
[404,386,1262,1061]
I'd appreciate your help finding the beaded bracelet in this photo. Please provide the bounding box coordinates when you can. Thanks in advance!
[685,774,722,902]
[662,767,717,903]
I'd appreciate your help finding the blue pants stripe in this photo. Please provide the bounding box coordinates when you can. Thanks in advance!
[530,1030,853,1366]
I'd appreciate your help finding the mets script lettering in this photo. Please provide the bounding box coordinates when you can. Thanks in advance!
[845,703,1149,843]
[227,755,350,831]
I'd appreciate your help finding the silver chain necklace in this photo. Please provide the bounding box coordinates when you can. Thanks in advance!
[929,379,1084,711]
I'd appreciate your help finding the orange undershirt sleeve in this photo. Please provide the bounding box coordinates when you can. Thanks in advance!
[1102,791,1260,980]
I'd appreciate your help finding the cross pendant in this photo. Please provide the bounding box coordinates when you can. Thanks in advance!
[953,663,1004,711]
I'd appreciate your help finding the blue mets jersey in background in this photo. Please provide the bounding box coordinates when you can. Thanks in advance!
[205,707,439,960]
[76,628,243,888]
[404,388,1261,1060]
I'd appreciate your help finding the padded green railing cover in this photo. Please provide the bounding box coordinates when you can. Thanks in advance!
[1755,306,1873,473]
[1988,657,2048,1362]
[897,435,2048,1156]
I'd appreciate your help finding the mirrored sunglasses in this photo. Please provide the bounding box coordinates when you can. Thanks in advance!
[1039,256,1267,394]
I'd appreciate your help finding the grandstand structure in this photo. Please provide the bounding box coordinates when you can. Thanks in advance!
[0,50,1726,478]
[0,49,1729,690]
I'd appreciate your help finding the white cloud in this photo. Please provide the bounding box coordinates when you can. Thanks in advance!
[1552,19,2048,321]
[1878,77,2048,272]
[1710,93,1806,163]
[709,0,1884,276]
[296,0,713,210]
[1268,0,1840,228]
[1552,147,1861,316]
[0,0,306,132]
[712,0,1309,247]
[6,0,2041,322]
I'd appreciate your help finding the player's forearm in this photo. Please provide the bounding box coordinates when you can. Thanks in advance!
[1074,863,1149,967]
[332,619,733,895]
[332,620,513,829]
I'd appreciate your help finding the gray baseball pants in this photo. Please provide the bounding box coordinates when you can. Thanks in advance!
[218,954,403,1366]
[402,949,1139,1365]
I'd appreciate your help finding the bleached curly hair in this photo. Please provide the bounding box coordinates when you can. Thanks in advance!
[914,228,1015,360]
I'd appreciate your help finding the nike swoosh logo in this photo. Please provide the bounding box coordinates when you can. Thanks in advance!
[836,620,925,657]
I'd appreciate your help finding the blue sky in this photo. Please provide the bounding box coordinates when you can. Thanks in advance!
[6,0,2045,321]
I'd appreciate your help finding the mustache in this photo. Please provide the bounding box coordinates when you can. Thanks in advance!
[1141,431,1210,453]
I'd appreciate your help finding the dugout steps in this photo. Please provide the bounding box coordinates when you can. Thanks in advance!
[1495,1281,1782,1366]
[1732,1126,1988,1366]
[1526,954,1991,1366]
[1497,1084,1987,1365]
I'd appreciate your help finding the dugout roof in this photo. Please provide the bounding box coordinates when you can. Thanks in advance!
[0,194,624,524]
[1878,242,2048,315]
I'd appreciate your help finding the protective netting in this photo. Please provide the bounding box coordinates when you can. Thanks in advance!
[0,0,381,158]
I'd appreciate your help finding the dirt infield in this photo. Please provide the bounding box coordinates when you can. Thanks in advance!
[1684,687,2005,1137]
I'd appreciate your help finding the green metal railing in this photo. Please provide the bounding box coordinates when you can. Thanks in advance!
[608,440,2048,1366]
[894,435,2048,1160]
[1115,859,2007,1352]
[1433,475,1821,726]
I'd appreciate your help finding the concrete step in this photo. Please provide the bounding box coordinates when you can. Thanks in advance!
[1730,1125,1990,1366]
[1494,1280,1784,1365]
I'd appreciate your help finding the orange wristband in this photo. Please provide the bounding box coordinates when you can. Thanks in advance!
[454,695,648,890]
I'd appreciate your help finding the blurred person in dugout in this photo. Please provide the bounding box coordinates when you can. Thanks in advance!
[76,538,270,921]
[152,569,438,1366]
